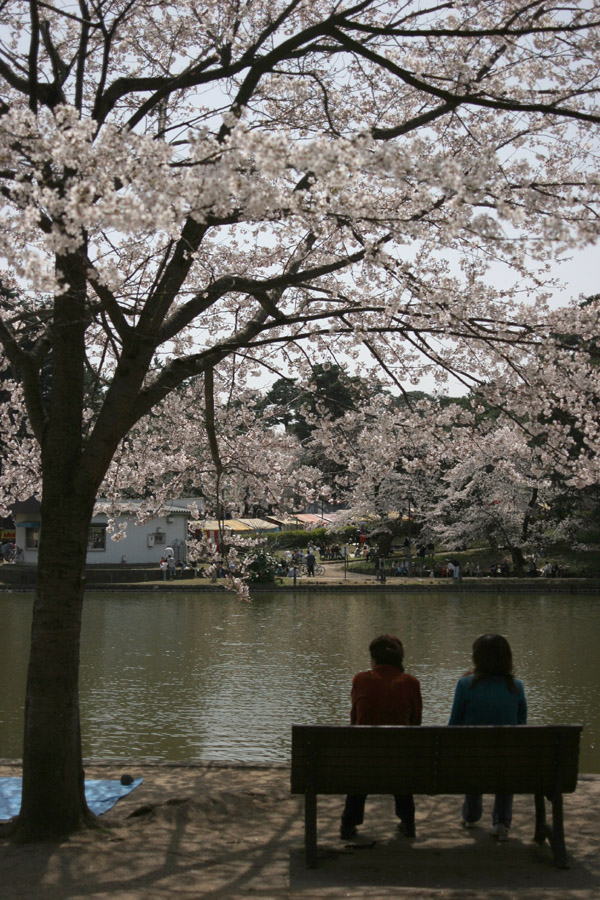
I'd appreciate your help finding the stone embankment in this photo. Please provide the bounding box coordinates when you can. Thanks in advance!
[1,560,599,593]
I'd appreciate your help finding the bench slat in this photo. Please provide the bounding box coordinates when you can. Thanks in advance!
[291,725,581,795]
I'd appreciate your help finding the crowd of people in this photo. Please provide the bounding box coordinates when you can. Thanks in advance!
[156,537,569,584]
[158,547,208,580]
[341,632,526,844]
[312,539,345,560]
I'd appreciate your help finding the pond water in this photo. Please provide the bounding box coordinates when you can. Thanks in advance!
[0,590,598,772]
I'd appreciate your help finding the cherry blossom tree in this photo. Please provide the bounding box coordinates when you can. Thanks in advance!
[100,373,320,520]
[417,417,552,571]
[315,346,600,569]
[484,300,600,488]
[1,0,600,840]
[308,391,430,549]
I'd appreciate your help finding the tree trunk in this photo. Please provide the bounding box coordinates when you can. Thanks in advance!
[509,544,526,575]
[13,495,96,841]
[521,487,539,543]
[485,525,498,550]
[13,245,99,840]
[376,529,393,557]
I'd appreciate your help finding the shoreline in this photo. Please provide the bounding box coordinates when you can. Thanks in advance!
[1,762,599,899]
[2,757,599,776]
[1,577,599,594]
[2,557,599,593]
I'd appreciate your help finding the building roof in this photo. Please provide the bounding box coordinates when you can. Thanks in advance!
[234,518,279,531]
[199,520,233,532]
[199,518,278,533]
[93,500,191,516]
[293,512,335,526]
[265,514,303,527]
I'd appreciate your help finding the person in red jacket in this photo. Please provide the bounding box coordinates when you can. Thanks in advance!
[340,634,422,840]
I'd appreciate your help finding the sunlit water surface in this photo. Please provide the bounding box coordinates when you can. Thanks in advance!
[0,590,598,771]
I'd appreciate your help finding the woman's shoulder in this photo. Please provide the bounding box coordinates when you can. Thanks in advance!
[352,668,372,683]
[388,670,421,690]
[387,667,420,686]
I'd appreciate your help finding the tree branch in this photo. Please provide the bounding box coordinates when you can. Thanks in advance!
[330,26,600,125]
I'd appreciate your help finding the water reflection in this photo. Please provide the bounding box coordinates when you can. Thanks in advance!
[0,591,597,771]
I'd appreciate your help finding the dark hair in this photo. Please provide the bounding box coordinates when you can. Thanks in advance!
[470,633,516,692]
[369,634,404,671]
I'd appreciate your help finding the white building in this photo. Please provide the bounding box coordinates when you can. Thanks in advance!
[14,499,196,567]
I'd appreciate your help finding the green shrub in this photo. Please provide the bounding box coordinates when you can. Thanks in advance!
[244,548,279,583]
[265,524,358,550]
[266,529,313,550]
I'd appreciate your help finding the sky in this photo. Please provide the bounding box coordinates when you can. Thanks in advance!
[549,245,598,303]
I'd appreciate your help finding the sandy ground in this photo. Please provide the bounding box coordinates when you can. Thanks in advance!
[0,762,598,900]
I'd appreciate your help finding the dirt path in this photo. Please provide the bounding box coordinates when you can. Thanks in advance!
[1,762,598,900]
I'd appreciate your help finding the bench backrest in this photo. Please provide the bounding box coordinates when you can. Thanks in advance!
[291,725,582,796]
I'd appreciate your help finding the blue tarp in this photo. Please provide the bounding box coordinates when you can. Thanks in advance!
[0,776,143,820]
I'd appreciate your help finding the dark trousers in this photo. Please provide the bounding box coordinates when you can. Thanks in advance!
[341,793,415,829]
[462,793,513,827]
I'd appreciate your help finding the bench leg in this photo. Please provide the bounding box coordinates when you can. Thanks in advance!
[549,792,569,869]
[534,793,547,844]
[305,791,318,868]
[533,792,568,868]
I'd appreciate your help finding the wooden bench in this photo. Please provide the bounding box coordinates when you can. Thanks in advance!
[291,724,582,868]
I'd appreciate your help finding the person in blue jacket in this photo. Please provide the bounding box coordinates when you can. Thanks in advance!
[449,633,527,841]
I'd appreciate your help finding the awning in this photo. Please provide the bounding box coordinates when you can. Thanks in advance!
[293,513,334,525]
[235,518,279,531]
[225,520,254,532]
[197,520,233,532]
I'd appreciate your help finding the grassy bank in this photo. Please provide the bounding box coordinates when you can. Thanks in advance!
[347,542,600,579]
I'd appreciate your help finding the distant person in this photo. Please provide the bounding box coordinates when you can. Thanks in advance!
[167,556,176,580]
[306,549,316,576]
[340,634,422,841]
[449,634,527,841]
